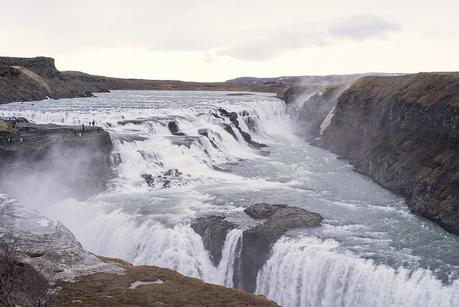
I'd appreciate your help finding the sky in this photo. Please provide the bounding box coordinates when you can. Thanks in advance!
[1,0,458,81]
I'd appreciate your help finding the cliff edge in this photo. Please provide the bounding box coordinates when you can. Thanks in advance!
[0,57,109,103]
[0,118,113,201]
[319,73,459,234]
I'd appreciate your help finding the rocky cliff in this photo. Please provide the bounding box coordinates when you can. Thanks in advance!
[0,57,109,103]
[319,73,459,234]
[0,118,113,202]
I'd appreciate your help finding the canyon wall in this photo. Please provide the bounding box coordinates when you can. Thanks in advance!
[319,73,459,234]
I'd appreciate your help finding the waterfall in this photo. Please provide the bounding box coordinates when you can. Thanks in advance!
[217,229,243,287]
[1,91,458,307]
[256,236,459,307]
[39,196,243,287]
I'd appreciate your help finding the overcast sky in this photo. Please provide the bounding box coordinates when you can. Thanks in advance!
[1,0,458,81]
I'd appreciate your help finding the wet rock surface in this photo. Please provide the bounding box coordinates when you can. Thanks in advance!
[192,204,322,293]
[167,121,186,136]
[218,108,267,149]
[191,216,237,266]
[141,168,183,188]
[0,118,113,201]
[320,73,459,234]
[237,203,322,292]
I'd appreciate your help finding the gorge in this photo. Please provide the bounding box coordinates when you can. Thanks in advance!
[0,57,458,307]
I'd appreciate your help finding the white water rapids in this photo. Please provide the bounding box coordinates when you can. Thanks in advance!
[0,90,458,307]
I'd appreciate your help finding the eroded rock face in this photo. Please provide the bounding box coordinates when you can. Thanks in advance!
[0,57,109,103]
[218,108,267,149]
[0,118,113,202]
[320,73,459,234]
[191,216,236,266]
[237,204,322,292]
[192,204,322,293]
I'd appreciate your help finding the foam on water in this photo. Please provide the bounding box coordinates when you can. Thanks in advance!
[1,91,458,307]
[256,236,459,307]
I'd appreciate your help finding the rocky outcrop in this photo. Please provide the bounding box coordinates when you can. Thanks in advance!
[167,121,185,136]
[191,216,236,266]
[0,195,278,307]
[218,108,267,149]
[0,57,109,103]
[237,203,322,292]
[192,204,322,293]
[0,118,113,201]
[320,73,459,234]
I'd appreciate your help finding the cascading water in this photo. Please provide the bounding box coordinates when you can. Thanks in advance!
[1,90,458,307]
[257,237,459,307]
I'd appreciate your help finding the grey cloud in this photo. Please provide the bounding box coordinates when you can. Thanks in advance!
[221,28,329,61]
[0,2,400,63]
[221,15,400,61]
[329,15,400,40]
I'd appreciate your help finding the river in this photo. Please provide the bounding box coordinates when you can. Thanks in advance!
[1,90,458,307]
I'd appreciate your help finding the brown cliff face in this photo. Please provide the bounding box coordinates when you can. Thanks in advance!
[0,57,112,103]
[320,73,459,234]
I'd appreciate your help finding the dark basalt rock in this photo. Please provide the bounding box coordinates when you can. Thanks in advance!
[236,203,322,292]
[169,135,200,148]
[0,118,113,201]
[218,108,267,148]
[194,204,322,293]
[320,73,459,234]
[198,128,220,149]
[221,124,238,141]
[191,216,237,266]
[167,121,185,136]
[141,169,183,189]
